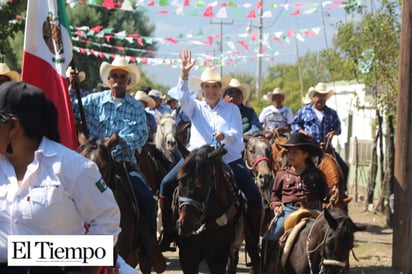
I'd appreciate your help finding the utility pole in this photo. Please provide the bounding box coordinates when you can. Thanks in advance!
[393,0,412,272]
[256,0,263,98]
[210,19,233,75]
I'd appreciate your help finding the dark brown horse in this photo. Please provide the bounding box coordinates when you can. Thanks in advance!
[175,145,244,274]
[78,137,166,274]
[277,207,365,274]
[244,135,274,233]
[135,142,174,196]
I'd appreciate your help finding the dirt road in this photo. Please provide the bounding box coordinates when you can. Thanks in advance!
[151,202,392,273]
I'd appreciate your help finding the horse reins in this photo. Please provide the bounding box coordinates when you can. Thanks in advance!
[306,211,347,274]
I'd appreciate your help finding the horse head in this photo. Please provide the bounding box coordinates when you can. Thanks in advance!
[176,145,229,237]
[78,137,114,188]
[244,136,273,196]
[272,135,289,174]
[155,113,177,162]
[317,208,366,274]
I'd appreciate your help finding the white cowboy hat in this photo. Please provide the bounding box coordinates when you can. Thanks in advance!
[308,82,333,100]
[190,67,231,91]
[0,63,20,82]
[100,56,141,90]
[134,90,155,108]
[221,78,250,104]
[66,66,86,82]
[302,92,311,105]
[267,87,288,101]
[148,89,166,100]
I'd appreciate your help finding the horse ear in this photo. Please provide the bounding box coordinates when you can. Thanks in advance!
[243,134,251,143]
[171,109,177,119]
[208,145,226,159]
[177,137,190,158]
[324,208,338,230]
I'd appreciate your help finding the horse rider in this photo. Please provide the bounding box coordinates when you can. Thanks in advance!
[264,132,329,272]
[66,66,90,102]
[259,88,293,139]
[291,82,350,194]
[160,49,264,274]
[147,89,171,121]
[222,78,262,136]
[72,56,158,235]
[0,63,20,86]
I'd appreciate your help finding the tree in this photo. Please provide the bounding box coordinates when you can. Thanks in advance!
[333,0,400,219]
[66,4,157,91]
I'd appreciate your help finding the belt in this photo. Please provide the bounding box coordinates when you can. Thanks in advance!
[0,263,82,274]
[284,200,321,208]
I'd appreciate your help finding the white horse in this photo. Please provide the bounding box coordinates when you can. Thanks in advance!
[154,113,177,163]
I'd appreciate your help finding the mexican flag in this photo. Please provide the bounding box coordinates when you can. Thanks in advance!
[22,0,78,150]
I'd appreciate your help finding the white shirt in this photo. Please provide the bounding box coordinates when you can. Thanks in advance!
[170,79,244,164]
[259,105,294,131]
[0,137,121,262]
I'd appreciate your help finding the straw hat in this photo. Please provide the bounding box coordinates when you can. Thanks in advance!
[66,66,86,82]
[302,92,311,105]
[190,67,231,90]
[0,63,20,82]
[134,91,155,108]
[100,56,141,90]
[222,78,250,104]
[308,82,333,100]
[277,132,322,158]
[148,89,166,100]
[267,87,288,101]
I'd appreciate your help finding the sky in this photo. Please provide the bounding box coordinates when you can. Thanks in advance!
[137,0,353,88]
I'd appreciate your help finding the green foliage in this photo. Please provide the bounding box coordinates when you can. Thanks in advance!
[334,0,400,116]
[0,0,26,68]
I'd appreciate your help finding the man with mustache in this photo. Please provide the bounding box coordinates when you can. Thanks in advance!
[73,57,158,237]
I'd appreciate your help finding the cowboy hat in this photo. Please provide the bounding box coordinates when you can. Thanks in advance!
[134,90,155,108]
[100,56,141,90]
[308,82,333,100]
[302,91,311,105]
[66,66,86,82]
[222,78,250,104]
[277,132,322,158]
[190,67,231,91]
[0,63,20,82]
[148,89,166,100]
[266,87,288,101]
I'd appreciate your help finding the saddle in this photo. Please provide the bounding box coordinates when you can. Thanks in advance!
[283,207,320,231]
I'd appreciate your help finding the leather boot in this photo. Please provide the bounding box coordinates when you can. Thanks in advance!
[245,208,263,274]
[158,196,176,252]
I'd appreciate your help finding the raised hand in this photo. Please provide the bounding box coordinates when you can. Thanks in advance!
[180,49,196,79]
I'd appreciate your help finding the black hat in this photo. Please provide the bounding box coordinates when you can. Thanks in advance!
[277,132,323,157]
[0,81,46,118]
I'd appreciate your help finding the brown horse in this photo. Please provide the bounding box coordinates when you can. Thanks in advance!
[78,137,166,274]
[243,135,274,233]
[175,145,244,274]
[135,142,174,195]
[277,207,365,274]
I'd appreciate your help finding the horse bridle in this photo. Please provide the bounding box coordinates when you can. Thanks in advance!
[178,163,216,235]
[306,212,347,274]
[245,156,272,174]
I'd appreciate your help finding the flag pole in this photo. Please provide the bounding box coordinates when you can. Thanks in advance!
[70,60,90,139]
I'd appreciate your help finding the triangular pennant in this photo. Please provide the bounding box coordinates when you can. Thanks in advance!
[203,6,214,17]
[216,7,228,18]
[196,0,205,7]
[246,10,256,18]
[159,0,169,6]
[102,0,115,9]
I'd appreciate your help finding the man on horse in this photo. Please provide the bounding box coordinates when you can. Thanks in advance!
[222,78,262,135]
[291,82,350,194]
[259,88,294,139]
[160,49,264,274]
[72,57,157,235]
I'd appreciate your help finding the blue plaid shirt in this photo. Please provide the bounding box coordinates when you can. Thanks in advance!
[291,103,341,144]
[73,90,147,163]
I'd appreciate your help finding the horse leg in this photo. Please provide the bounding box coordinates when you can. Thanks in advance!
[178,237,201,274]
[226,248,239,274]
[245,209,263,274]
[159,196,177,251]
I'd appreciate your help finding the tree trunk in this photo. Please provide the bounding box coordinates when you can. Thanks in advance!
[393,0,412,271]
[365,111,380,209]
